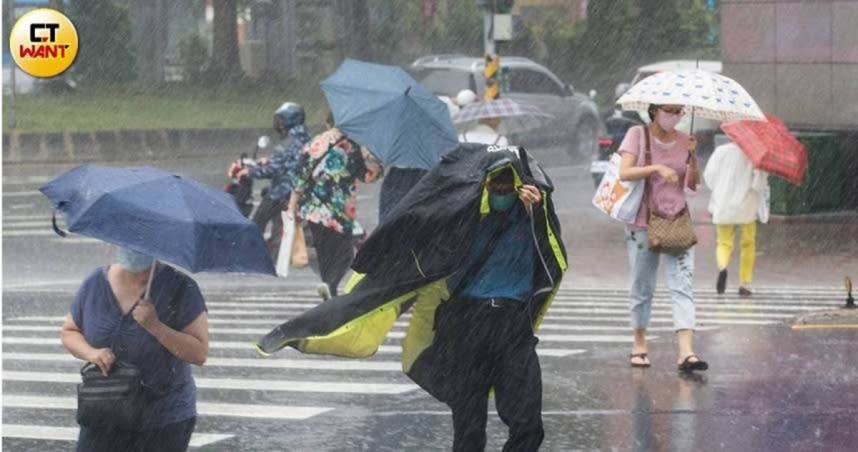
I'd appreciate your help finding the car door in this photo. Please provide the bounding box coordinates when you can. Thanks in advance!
[504,67,570,144]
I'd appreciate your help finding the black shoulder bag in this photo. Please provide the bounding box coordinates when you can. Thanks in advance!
[76,296,147,430]
[77,273,182,430]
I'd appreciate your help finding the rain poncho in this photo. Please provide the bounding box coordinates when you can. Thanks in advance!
[704,143,769,224]
[257,143,566,400]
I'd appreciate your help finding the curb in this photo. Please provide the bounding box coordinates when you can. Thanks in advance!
[3,128,270,164]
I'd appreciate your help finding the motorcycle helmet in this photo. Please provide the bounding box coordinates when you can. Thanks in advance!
[273,102,305,136]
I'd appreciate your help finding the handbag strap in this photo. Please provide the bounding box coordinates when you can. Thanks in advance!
[110,294,144,353]
[643,126,654,210]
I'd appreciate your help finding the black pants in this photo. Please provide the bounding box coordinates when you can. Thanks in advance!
[309,222,353,297]
[252,195,287,259]
[379,167,428,223]
[436,299,544,452]
[77,417,196,452]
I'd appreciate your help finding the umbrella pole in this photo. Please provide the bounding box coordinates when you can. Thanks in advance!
[690,106,696,135]
[144,261,157,300]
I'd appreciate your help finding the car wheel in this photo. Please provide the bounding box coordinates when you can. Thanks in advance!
[570,117,599,161]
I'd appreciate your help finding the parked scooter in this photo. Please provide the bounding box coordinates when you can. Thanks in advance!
[225,135,270,217]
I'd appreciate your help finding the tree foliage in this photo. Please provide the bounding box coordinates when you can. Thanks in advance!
[67,0,136,84]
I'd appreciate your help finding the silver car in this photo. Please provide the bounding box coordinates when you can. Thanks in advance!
[408,54,602,161]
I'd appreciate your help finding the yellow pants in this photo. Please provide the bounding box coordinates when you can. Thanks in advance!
[716,223,757,285]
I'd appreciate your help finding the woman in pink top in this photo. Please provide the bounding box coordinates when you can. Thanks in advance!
[617,104,707,373]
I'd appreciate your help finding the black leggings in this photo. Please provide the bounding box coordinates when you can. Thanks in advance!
[76,417,196,452]
[309,222,354,296]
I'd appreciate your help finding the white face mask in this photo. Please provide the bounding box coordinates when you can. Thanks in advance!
[656,110,682,132]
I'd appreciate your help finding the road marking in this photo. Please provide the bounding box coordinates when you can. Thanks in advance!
[2,214,52,221]
[3,352,402,372]
[3,395,332,420]
[2,190,42,197]
[3,229,65,237]
[791,324,858,330]
[3,371,417,394]
[545,308,795,319]
[1,336,587,358]
[541,316,780,326]
[206,301,319,309]
[3,337,256,349]
[1,424,233,447]
[3,220,60,228]
[532,334,657,343]
[10,203,35,210]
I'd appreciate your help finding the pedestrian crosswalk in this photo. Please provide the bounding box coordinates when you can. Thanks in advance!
[1,285,845,449]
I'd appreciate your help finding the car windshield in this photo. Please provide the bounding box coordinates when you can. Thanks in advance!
[408,67,477,97]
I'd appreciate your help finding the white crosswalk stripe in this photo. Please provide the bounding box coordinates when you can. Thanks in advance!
[2,285,839,448]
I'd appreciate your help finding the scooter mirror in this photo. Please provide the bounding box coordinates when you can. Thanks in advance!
[257,136,271,149]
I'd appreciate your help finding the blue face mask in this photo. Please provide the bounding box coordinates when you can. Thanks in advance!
[489,193,517,212]
[117,247,154,272]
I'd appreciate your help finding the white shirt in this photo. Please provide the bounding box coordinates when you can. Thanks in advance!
[458,124,509,146]
[704,143,770,224]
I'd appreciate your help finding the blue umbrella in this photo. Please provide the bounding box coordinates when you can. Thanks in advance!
[320,59,458,169]
[40,165,275,276]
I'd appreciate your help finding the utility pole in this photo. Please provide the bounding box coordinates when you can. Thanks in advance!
[478,0,513,101]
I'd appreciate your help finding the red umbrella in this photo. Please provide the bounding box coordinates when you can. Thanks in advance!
[721,113,808,185]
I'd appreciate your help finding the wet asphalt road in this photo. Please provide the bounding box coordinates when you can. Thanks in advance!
[4,152,858,451]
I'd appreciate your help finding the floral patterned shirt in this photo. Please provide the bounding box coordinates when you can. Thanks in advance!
[292,128,382,235]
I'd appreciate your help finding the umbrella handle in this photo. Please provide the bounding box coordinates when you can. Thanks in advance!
[52,206,68,238]
[144,260,157,300]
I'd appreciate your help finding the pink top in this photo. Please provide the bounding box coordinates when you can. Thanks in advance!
[618,125,691,231]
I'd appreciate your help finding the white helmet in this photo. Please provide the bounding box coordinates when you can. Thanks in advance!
[455,89,477,106]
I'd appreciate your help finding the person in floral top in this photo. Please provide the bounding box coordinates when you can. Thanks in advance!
[288,112,382,299]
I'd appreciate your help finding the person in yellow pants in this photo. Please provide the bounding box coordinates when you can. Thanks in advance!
[716,223,757,295]
[704,141,769,296]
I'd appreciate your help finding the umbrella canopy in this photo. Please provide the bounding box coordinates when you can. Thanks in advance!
[40,165,276,275]
[320,59,458,169]
[617,69,765,122]
[451,98,554,135]
[721,113,808,185]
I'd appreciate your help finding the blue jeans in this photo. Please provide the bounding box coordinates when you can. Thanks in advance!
[625,230,696,330]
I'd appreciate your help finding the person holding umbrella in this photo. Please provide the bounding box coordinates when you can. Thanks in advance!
[615,68,766,372]
[452,97,553,147]
[61,249,208,452]
[618,104,706,372]
[41,164,276,451]
[704,139,770,296]
[287,111,382,300]
[709,113,807,296]
[319,59,458,224]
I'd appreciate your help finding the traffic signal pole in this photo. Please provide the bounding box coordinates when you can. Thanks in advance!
[483,5,500,100]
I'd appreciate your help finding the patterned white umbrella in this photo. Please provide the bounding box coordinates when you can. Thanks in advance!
[617,69,765,122]
[451,98,554,134]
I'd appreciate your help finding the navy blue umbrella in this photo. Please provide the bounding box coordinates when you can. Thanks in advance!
[321,59,458,169]
[40,165,275,276]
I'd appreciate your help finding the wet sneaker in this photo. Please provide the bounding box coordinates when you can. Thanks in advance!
[738,287,753,297]
[717,269,727,295]
[317,283,331,301]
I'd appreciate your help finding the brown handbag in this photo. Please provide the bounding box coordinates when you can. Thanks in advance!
[643,127,697,255]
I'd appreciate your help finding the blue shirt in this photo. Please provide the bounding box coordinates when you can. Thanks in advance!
[449,205,535,301]
[72,265,207,429]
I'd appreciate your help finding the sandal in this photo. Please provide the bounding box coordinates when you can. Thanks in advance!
[677,354,708,373]
[630,353,651,368]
